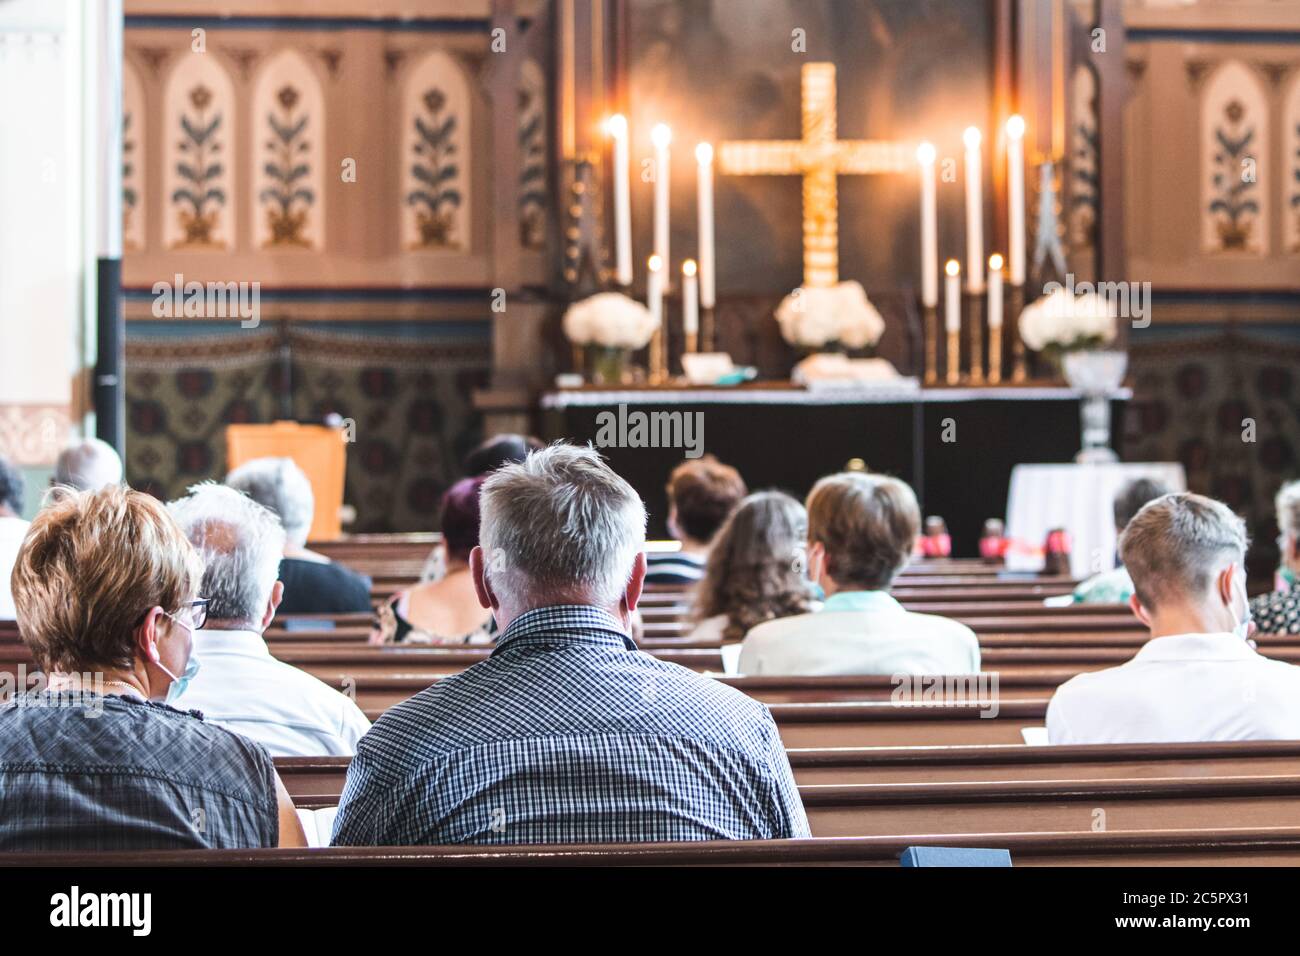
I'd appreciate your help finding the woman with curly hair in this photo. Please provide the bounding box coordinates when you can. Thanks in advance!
[690,491,818,645]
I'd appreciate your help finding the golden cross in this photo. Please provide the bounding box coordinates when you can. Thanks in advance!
[719,62,913,288]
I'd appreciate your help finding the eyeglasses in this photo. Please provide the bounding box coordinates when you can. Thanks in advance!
[176,599,210,630]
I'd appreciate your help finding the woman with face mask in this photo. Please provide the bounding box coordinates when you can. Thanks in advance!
[1251,480,1300,635]
[0,484,305,851]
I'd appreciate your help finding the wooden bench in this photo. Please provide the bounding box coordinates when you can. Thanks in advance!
[10,827,1300,866]
[273,740,1300,806]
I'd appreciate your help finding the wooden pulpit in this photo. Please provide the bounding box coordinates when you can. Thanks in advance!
[225,422,347,541]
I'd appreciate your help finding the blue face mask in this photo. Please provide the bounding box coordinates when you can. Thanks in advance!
[159,612,201,705]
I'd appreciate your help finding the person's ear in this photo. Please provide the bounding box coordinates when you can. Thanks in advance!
[624,551,647,613]
[261,580,284,631]
[1128,592,1152,629]
[469,545,496,610]
[807,540,827,584]
[1216,563,1235,607]
[134,606,166,664]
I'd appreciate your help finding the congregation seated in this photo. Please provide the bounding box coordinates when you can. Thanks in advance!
[1250,479,1300,635]
[1047,492,1300,744]
[371,476,496,645]
[1071,476,1171,604]
[0,485,305,850]
[226,456,372,615]
[331,444,808,845]
[51,436,122,492]
[0,453,28,620]
[689,490,817,645]
[738,473,980,676]
[645,455,747,585]
[169,482,371,756]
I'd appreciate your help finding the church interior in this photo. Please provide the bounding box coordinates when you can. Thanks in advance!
[3,0,1300,892]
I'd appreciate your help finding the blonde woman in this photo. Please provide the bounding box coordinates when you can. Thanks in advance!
[690,491,818,645]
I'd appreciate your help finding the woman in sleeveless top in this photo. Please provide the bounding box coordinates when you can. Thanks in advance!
[0,485,305,851]
[372,476,497,646]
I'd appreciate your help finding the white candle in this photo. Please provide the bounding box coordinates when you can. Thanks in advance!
[917,141,938,308]
[682,259,699,335]
[607,114,632,286]
[944,260,961,333]
[987,253,1004,328]
[695,143,715,309]
[963,126,984,293]
[651,124,672,281]
[1006,115,1026,287]
[647,254,664,327]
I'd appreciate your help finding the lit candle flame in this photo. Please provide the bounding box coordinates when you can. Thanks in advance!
[945,259,961,277]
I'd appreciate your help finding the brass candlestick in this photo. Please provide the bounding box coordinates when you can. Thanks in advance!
[922,304,938,384]
[946,329,960,385]
[967,293,985,385]
[648,330,667,384]
[989,323,1003,384]
[1009,284,1027,383]
[685,331,698,356]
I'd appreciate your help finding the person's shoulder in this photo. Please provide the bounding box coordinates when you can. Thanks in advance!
[898,609,979,643]
[744,611,819,645]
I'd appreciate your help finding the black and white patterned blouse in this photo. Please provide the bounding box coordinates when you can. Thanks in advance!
[1251,590,1300,636]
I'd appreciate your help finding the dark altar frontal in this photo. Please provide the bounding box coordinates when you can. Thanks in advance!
[541,384,1131,555]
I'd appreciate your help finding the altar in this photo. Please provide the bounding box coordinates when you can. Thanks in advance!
[541,384,1131,554]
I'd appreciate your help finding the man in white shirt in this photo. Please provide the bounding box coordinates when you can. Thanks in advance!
[0,455,30,620]
[739,472,979,676]
[1048,491,1300,744]
[168,483,370,756]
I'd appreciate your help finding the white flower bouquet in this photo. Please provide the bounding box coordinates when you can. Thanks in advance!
[1018,287,1118,355]
[562,292,659,350]
[774,280,886,352]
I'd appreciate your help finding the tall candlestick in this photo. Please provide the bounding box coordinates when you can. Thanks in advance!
[987,253,1004,384]
[651,124,672,283]
[1006,115,1026,287]
[963,126,985,293]
[682,259,699,353]
[945,259,961,385]
[917,141,938,309]
[607,114,632,286]
[647,254,665,383]
[695,143,715,310]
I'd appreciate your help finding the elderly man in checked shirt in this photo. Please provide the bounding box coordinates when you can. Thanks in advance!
[332,444,809,845]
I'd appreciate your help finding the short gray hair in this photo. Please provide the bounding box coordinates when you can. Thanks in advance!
[168,482,286,626]
[226,457,314,546]
[53,438,123,492]
[1120,492,1249,610]
[479,443,646,608]
[1276,480,1300,540]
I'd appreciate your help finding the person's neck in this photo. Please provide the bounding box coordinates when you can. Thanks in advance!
[0,505,17,519]
[48,668,148,700]
[820,577,880,599]
[1145,604,1234,639]
[442,560,471,577]
[676,538,709,557]
[202,620,263,636]
[495,597,626,634]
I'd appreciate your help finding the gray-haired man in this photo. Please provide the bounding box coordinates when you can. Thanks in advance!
[1048,492,1300,744]
[332,443,809,846]
[168,483,370,756]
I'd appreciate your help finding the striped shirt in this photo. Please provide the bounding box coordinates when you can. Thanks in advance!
[644,551,706,585]
[331,604,809,846]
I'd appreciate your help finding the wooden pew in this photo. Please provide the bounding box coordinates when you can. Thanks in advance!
[12,827,1300,866]
[273,740,1300,807]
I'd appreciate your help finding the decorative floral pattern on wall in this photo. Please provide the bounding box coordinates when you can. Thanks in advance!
[1068,64,1098,252]
[252,50,324,250]
[163,54,235,249]
[1201,61,1268,255]
[402,51,471,251]
[1285,75,1300,254]
[122,61,145,251]
[518,59,547,250]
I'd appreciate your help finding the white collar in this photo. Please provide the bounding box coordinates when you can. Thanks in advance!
[192,628,270,656]
[1131,632,1260,664]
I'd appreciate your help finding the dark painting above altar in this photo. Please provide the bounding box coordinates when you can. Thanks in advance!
[626,0,994,300]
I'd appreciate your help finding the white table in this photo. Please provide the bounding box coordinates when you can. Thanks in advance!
[1005,462,1187,579]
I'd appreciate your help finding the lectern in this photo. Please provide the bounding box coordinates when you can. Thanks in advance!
[225,422,347,541]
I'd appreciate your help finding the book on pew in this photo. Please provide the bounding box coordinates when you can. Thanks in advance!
[1020,727,1050,746]
[900,846,1012,867]
[296,807,338,848]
